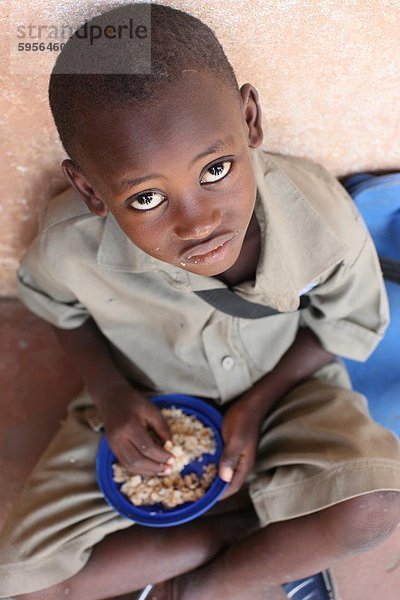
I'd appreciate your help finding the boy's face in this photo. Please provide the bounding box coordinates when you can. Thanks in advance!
[63,71,263,278]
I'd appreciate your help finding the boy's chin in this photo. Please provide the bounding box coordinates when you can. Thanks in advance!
[178,252,240,279]
[180,264,225,277]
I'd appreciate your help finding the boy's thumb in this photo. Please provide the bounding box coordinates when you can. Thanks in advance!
[219,446,240,483]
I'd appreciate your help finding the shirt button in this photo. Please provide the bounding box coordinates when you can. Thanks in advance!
[172,273,189,289]
[221,355,234,370]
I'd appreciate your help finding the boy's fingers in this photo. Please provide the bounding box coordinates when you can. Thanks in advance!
[126,464,168,477]
[133,429,172,464]
[219,445,241,483]
[220,459,247,499]
[219,475,241,500]
[227,468,246,496]
[148,410,171,443]
[219,463,235,483]
[120,442,170,475]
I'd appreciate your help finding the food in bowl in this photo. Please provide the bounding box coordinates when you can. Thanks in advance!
[112,407,218,508]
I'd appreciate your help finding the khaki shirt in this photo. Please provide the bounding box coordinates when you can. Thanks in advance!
[16,149,389,403]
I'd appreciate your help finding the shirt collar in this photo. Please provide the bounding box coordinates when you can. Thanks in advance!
[97,212,159,273]
[232,149,348,310]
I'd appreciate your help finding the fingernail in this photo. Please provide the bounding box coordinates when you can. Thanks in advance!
[220,465,234,482]
[166,457,175,465]
[159,467,172,476]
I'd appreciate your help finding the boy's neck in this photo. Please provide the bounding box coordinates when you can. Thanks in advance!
[213,213,261,288]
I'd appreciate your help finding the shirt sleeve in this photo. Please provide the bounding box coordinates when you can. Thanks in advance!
[16,235,90,330]
[299,231,390,362]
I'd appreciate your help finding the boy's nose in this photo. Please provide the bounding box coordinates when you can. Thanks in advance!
[174,204,222,241]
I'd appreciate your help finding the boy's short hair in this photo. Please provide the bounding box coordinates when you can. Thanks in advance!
[49,2,240,164]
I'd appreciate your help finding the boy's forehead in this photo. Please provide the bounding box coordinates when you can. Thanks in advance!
[75,72,244,182]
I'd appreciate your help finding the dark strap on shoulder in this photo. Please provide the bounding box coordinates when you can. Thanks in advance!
[379,256,400,284]
[194,256,399,318]
[194,288,310,319]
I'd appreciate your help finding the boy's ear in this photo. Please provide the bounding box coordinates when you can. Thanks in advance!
[62,159,109,217]
[239,84,263,149]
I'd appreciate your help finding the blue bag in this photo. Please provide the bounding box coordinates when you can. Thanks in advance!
[342,173,400,436]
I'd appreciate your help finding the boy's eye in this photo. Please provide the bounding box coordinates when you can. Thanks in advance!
[126,159,233,210]
[200,160,232,184]
[128,191,166,211]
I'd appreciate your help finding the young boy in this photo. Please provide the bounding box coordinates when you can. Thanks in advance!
[1,3,400,599]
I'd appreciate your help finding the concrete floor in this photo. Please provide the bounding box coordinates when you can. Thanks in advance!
[0,299,399,599]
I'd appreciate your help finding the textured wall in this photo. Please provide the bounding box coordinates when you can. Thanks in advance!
[2,0,400,296]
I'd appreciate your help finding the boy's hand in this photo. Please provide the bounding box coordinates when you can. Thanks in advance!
[98,384,173,476]
[218,398,261,500]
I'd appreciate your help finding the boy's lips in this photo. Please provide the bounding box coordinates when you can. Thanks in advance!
[180,231,239,265]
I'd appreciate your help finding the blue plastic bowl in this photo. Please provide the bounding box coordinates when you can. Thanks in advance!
[96,394,228,527]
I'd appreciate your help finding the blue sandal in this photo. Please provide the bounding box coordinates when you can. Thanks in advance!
[136,569,338,599]
[282,569,337,599]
